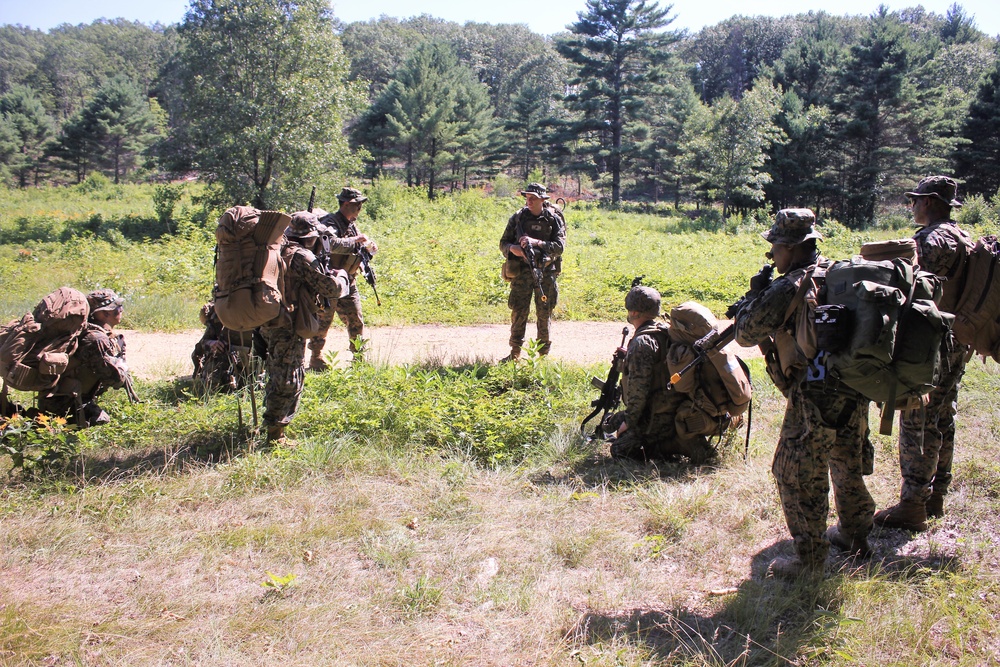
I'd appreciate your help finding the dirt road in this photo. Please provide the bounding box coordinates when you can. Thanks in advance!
[123,321,757,381]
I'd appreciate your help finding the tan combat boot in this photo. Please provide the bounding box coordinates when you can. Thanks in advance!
[266,424,287,445]
[925,492,945,519]
[500,348,521,364]
[308,349,329,372]
[825,524,872,559]
[873,499,927,532]
[768,555,824,581]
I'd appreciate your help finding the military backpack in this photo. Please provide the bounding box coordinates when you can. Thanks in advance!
[938,234,1000,362]
[213,206,291,331]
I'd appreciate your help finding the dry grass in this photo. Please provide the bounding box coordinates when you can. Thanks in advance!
[2,362,1000,665]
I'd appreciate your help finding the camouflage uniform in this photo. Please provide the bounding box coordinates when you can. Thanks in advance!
[735,209,874,571]
[315,207,368,357]
[38,290,128,427]
[609,320,702,461]
[261,240,349,430]
[894,179,972,514]
[191,302,262,391]
[499,184,566,356]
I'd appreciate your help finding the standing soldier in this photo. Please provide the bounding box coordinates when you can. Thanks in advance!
[499,183,566,361]
[733,209,875,579]
[261,214,350,444]
[876,176,972,530]
[313,187,377,367]
[38,289,129,427]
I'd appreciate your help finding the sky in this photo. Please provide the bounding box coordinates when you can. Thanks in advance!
[2,0,998,37]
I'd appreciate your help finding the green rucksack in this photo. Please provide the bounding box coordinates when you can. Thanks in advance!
[814,251,952,434]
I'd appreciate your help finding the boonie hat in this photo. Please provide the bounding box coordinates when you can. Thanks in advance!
[762,208,823,245]
[286,211,321,239]
[336,187,368,204]
[625,285,661,314]
[87,288,124,313]
[905,175,963,208]
[519,183,551,199]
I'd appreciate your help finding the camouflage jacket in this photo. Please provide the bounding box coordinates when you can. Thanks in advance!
[63,322,127,400]
[499,204,566,273]
[621,320,671,428]
[269,242,350,332]
[913,220,972,279]
[318,210,364,277]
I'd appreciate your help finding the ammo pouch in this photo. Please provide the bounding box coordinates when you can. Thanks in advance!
[37,351,70,376]
[293,287,324,339]
[501,257,522,283]
[814,304,852,354]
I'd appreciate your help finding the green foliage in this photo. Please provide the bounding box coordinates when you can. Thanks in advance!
[261,571,298,598]
[396,575,443,616]
[0,413,78,476]
[152,183,185,229]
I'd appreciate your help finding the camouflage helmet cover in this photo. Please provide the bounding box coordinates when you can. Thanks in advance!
[87,288,124,313]
[761,208,823,245]
[625,285,662,314]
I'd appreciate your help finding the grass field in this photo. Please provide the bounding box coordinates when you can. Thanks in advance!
[1,182,1000,665]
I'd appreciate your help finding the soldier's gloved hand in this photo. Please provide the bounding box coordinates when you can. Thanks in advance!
[749,264,773,293]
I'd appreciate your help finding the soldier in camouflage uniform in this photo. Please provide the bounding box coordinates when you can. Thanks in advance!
[734,209,875,579]
[261,214,350,443]
[38,289,129,428]
[191,301,263,392]
[499,183,566,361]
[312,187,378,368]
[876,176,972,531]
[605,286,714,464]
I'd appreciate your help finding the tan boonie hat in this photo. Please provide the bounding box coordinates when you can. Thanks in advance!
[761,208,823,245]
[905,175,963,208]
[336,187,368,204]
[625,285,661,314]
[519,183,551,199]
[87,288,124,312]
[286,211,321,239]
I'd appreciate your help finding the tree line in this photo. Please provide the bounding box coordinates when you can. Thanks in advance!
[1,0,999,226]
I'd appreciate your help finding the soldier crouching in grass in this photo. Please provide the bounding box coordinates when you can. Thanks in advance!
[38,289,129,428]
[261,213,350,445]
[733,209,875,580]
[604,286,716,464]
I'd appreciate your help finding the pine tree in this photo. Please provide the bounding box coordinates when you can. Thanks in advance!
[955,56,1000,197]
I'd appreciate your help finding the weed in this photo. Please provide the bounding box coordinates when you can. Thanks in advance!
[396,575,443,616]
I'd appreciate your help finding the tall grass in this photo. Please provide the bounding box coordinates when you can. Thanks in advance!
[1,179,913,330]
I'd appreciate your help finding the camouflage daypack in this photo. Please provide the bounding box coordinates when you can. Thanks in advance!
[213,206,291,331]
[0,287,90,393]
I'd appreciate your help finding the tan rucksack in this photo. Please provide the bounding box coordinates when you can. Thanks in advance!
[666,301,753,420]
[0,287,90,392]
[940,235,1000,361]
[213,206,291,331]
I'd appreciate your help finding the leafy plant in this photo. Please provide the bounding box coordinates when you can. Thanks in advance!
[0,413,77,475]
[261,571,298,598]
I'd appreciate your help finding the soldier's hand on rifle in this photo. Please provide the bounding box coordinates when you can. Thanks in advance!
[749,264,774,293]
[519,236,538,250]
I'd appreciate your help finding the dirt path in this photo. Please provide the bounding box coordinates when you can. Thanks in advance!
[122,322,759,381]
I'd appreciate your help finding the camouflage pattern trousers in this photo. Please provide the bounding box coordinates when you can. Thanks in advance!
[262,326,306,427]
[508,272,558,354]
[605,393,713,462]
[308,281,365,356]
[896,337,969,502]
[772,382,874,566]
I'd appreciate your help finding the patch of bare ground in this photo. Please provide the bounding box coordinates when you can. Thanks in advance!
[123,320,759,381]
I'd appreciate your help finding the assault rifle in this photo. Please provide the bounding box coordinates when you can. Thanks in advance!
[580,327,630,437]
[358,246,382,306]
[513,208,551,304]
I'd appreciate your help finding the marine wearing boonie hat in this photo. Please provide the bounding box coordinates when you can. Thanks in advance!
[519,183,551,199]
[336,187,368,204]
[87,288,123,312]
[905,175,963,208]
[625,285,661,315]
[761,208,823,245]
